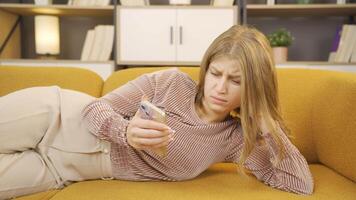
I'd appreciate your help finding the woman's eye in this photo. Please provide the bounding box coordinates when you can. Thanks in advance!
[232,80,240,85]
[210,71,219,76]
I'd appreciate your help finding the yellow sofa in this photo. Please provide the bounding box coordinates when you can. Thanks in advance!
[0,66,355,200]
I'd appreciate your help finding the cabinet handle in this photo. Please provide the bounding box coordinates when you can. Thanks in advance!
[179,26,183,45]
[170,26,173,45]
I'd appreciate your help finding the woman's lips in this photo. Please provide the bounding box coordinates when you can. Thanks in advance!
[210,96,227,104]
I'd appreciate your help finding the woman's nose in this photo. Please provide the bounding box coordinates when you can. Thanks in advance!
[216,78,227,93]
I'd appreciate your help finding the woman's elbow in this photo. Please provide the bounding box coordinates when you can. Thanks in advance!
[285,175,314,195]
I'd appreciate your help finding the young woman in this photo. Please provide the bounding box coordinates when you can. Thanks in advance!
[0,25,313,199]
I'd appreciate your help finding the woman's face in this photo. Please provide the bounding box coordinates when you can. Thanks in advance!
[202,57,242,119]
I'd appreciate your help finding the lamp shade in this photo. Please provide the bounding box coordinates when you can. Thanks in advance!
[35,15,60,55]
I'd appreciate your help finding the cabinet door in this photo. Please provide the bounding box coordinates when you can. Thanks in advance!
[118,8,176,63]
[176,8,235,62]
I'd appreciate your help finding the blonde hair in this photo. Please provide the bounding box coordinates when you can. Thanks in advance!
[196,25,291,175]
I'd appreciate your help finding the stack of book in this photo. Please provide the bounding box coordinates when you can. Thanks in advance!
[266,0,275,5]
[210,0,235,6]
[67,0,111,6]
[329,24,356,63]
[120,0,150,6]
[80,25,114,61]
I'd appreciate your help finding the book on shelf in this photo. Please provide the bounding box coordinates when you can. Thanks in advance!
[328,26,342,62]
[331,26,342,53]
[328,52,336,62]
[337,0,356,4]
[211,0,235,6]
[80,25,114,61]
[99,26,114,61]
[68,0,111,6]
[89,25,106,60]
[333,24,356,63]
[34,0,52,5]
[120,0,150,6]
[266,0,275,6]
[351,45,356,63]
[80,30,95,61]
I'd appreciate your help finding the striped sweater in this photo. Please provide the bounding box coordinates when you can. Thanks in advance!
[82,68,314,195]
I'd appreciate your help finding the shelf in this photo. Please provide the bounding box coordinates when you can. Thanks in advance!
[117,5,236,9]
[0,3,114,16]
[247,4,356,17]
[2,3,354,17]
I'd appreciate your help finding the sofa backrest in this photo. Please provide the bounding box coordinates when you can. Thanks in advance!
[105,67,356,182]
[0,66,103,97]
[307,69,356,182]
[278,68,356,182]
[276,69,319,164]
[102,67,201,95]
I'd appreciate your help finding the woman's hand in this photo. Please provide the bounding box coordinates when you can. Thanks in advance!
[256,113,278,137]
[255,114,270,146]
[258,114,269,135]
[126,111,174,151]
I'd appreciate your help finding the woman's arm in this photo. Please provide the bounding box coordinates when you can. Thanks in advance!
[243,127,314,195]
[81,74,156,146]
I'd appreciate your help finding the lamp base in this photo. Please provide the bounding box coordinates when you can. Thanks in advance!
[37,54,58,60]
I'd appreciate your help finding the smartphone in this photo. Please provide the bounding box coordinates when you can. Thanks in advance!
[139,100,168,157]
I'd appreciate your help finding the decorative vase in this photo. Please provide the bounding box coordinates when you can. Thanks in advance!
[272,47,288,63]
[169,0,191,5]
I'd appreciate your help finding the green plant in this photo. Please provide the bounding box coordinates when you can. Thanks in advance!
[297,0,313,4]
[267,28,294,47]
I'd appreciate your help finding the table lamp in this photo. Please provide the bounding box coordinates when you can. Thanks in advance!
[35,15,60,59]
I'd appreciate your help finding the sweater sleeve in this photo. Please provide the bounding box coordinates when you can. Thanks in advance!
[242,128,314,195]
[81,69,177,145]
[81,74,154,145]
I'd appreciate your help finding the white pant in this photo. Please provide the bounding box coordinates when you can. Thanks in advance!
[0,86,113,200]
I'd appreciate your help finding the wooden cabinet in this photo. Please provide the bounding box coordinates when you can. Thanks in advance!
[118,8,176,62]
[117,6,238,65]
[176,8,236,62]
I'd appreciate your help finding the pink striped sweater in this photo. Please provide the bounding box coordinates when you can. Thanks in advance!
[82,68,314,195]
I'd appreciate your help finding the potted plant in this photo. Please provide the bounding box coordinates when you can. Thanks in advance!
[297,0,313,4]
[267,28,294,63]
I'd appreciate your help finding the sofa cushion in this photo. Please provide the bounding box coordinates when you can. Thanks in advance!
[15,190,58,200]
[23,164,354,200]
[0,66,103,97]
